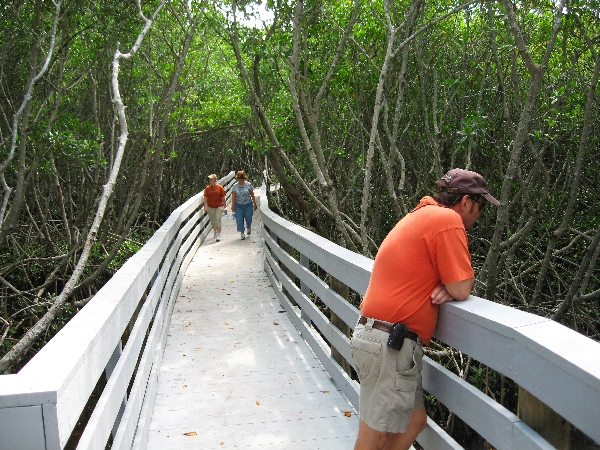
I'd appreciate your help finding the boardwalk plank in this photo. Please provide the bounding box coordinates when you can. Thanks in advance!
[147,209,358,449]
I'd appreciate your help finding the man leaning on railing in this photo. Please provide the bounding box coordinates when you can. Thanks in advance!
[351,168,500,450]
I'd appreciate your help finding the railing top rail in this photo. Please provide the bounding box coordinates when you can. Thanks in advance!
[259,184,600,444]
[0,171,236,407]
[259,188,373,294]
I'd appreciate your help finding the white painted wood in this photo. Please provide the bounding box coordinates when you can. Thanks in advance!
[264,249,355,370]
[0,405,46,449]
[258,185,600,449]
[0,172,236,449]
[2,174,600,449]
[417,418,464,450]
[260,196,373,295]
[108,291,157,450]
[146,203,359,449]
[265,258,360,410]
[422,358,554,450]
[435,298,600,444]
[111,251,175,450]
[131,210,207,449]
[263,231,358,328]
[76,285,157,449]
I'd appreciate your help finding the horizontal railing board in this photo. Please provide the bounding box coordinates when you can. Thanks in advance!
[131,359,160,450]
[6,205,191,442]
[75,268,161,450]
[111,285,168,450]
[263,249,355,367]
[119,190,219,450]
[53,281,149,446]
[258,185,600,448]
[132,270,176,450]
[416,418,463,450]
[422,357,553,450]
[261,206,372,295]
[129,191,210,449]
[0,374,57,407]
[262,231,359,330]
[0,172,236,449]
[436,299,600,444]
[264,259,360,409]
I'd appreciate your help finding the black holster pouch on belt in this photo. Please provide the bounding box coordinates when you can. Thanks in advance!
[387,323,407,351]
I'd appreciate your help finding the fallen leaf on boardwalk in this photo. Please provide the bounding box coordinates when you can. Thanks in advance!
[180,295,186,298]
[183,431,197,436]
[320,390,330,394]
[279,310,285,313]
[220,443,224,446]
[223,322,229,325]
[228,327,234,330]
[342,410,352,417]
[256,401,261,405]
[235,342,242,345]
[273,322,279,325]
[183,385,187,388]
[230,280,235,282]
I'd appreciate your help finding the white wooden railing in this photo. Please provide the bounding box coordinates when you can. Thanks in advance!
[2,178,599,450]
[0,172,237,450]
[259,185,600,450]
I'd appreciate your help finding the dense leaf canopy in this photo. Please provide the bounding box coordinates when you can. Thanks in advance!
[0,2,598,421]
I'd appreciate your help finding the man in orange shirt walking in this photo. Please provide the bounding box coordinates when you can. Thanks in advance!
[351,169,500,450]
[203,174,227,242]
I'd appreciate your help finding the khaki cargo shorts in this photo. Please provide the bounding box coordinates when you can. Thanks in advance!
[350,317,424,433]
[207,206,223,228]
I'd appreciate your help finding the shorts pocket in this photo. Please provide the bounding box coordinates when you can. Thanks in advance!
[392,369,418,412]
[351,336,381,382]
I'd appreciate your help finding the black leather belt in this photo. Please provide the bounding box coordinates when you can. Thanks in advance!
[358,316,419,341]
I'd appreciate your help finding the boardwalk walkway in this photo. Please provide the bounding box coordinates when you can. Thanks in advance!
[147,205,358,449]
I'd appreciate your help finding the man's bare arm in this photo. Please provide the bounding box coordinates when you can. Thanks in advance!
[431,278,474,304]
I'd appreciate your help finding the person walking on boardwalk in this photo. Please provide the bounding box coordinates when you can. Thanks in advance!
[203,174,227,242]
[230,170,257,240]
[351,168,500,450]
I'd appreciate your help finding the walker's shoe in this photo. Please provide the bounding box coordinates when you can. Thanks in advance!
[213,230,217,238]
[216,233,221,242]
[241,233,246,240]
[246,227,251,236]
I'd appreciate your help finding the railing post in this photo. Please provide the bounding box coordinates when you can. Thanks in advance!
[299,254,311,325]
[269,230,279,264]
[328,275,352,377]
[518,386,570,449]
[279,240,298,308]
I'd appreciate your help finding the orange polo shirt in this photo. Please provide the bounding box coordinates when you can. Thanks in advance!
[204,184,226,208]
[360,196,474,344]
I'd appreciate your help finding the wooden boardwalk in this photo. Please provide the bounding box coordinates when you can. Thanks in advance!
[147,207,358,449]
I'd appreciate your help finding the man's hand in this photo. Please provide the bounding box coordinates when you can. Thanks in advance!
[432,278,474,304]
[431,284,454,305]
